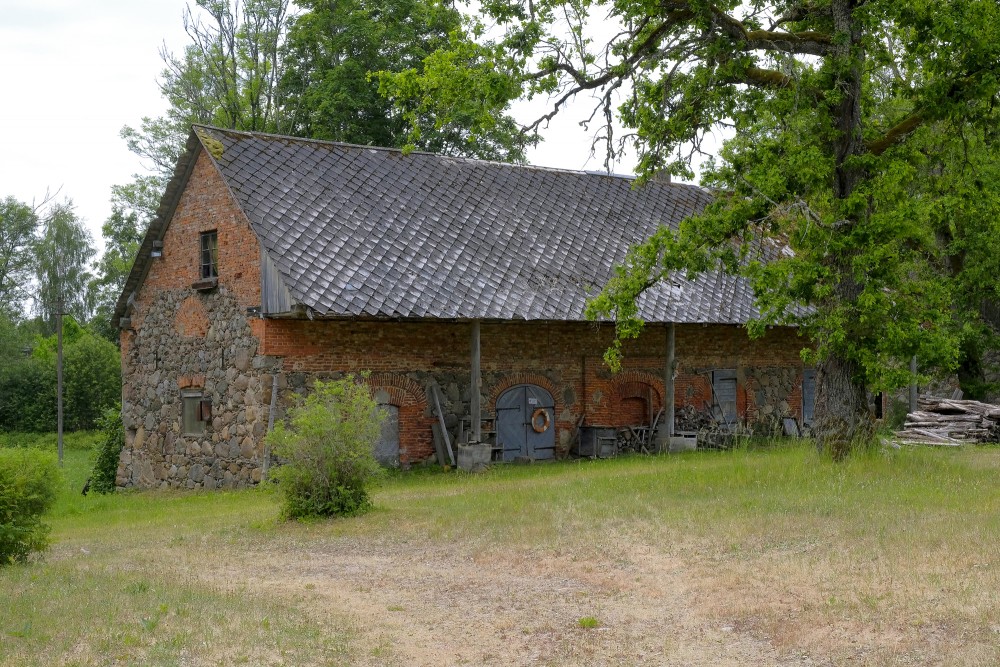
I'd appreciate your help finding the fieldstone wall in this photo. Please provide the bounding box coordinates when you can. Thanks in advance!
[117,287,281,489]
[743,366,803,421]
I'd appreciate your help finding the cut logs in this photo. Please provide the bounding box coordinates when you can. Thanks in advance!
[894,395,1000,446]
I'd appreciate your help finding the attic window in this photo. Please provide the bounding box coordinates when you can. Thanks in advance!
[200,231,218,279]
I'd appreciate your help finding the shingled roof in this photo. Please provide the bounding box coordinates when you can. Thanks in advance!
[118,126,764,325]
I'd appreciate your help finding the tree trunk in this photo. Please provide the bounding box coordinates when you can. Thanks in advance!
[957,337,986,400]
[814,352,873,459]
[811,0,873,457]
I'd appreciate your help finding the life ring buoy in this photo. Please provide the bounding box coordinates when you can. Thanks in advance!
[530,407,551,433]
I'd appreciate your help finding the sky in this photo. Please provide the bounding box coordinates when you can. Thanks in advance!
[0,1,661,256]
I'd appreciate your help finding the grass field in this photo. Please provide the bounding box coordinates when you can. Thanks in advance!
[1,436,998,665]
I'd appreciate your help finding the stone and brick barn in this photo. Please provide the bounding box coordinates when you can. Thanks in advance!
[114,125,814,489]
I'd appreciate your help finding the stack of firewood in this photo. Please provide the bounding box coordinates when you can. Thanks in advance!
[895,396,1000,446]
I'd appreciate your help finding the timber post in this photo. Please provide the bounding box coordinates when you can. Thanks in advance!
[666,323,676,438]
[471,320,481,443]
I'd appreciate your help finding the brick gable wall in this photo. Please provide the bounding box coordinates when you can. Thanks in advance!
[117,151,281,490]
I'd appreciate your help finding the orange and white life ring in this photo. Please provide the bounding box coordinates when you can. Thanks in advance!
[530,407,551,433]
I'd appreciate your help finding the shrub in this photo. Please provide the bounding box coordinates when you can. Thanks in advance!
[0,318,121,432]
[89,405,124,494]
[0,448,60,565]
[62,334,121,431]
[267,377,385,519]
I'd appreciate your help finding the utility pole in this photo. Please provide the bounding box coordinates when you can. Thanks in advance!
[56,297,64,467]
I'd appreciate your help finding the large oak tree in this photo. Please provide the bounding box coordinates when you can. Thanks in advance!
[381,0,1000,454]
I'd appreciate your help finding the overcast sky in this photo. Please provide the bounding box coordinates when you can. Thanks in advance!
[1,1,655,256]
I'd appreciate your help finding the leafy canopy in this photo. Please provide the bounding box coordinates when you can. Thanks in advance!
[383,0,1000,447]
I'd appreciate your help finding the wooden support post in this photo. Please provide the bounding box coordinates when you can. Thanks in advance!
[909,356,918,413]
[263,373,280,481]
[471,320,481,443]
[432,386,455,466]
[666,323,676,438]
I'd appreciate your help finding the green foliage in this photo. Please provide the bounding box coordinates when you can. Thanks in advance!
[283,0,531,160]
[266,378,385,519]
[62,334,122,431]
[88,406,124,495]
[89,192,152,342]
[0,196,40,318]
[33,200,95,333]
[0,355,56,433]
[384,0,1000,446]
[0,320,120,432]
[0,448,60,565]
[0,431,100,452]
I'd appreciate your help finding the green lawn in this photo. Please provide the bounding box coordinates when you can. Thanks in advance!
[2,436,999,665]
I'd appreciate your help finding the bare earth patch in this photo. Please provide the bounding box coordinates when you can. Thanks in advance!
[197,536,794,666]
[179,522,999,667]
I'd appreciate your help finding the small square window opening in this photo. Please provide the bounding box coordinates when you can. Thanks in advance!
[182,391,208,435]
[200,231,218,279]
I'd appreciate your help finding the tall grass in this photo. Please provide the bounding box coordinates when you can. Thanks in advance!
[2,436,998,665]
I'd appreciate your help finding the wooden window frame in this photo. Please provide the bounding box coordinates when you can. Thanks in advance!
[711,369,738,426]
[200,230,218,279]
[181,390,211,435]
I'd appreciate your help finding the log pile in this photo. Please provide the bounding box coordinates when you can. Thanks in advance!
[895,396,1000,446]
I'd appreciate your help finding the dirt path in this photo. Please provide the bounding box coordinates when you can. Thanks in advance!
[224,538,800,666]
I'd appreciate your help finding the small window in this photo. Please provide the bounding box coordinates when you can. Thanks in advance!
[200,231,218,279]
[182,391,211,435]
[712,369,738,425]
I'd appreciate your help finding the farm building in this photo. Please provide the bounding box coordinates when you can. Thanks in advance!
[114,125,813,489]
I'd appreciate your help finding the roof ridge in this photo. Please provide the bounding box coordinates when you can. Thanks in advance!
[190,124,707,191]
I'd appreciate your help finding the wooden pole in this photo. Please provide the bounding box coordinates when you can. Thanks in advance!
[471,320,481,443]
[666,323,675,438]
[909,356,918,413]
[262,373,279,481]
[56,301,64,468]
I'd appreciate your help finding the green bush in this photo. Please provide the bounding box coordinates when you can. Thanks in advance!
[89,405,124,494]
[267,378,385,519]
[0,448,60,565]
[0,317,121,432]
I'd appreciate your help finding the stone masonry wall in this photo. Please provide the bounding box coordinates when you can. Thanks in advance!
[118,149,277,489]
[118,289,281,488]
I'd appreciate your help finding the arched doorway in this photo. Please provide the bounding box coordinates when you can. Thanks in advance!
[374,404,400,467]
[495,384,555,461]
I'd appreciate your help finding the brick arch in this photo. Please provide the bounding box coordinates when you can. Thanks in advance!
[608,371,664,426]
[362,373,424,407]
[361,373,432,465]
[609,371,664,403]
[488,372,559,406]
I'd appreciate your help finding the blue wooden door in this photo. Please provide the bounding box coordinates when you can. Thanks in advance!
[496,384,555,461]
[374,404,400,467]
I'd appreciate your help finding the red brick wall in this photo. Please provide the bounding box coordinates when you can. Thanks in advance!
[126,150,262,332]
[260,318,811,459]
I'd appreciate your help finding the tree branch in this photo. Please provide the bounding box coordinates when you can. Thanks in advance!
[866,112,923,156]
